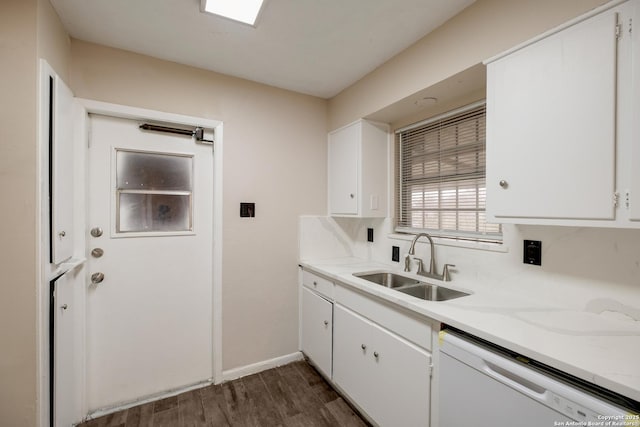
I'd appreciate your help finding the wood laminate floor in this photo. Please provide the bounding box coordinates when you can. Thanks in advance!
[78,361,369,427]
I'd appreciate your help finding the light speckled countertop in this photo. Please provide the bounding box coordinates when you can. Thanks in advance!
[300,257,640,405]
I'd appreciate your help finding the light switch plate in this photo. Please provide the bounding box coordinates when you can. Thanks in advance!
[240,202,255,217]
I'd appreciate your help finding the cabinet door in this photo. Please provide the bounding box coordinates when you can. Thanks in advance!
[333,305,373,411]
[333,305,431,427]
[301,287,333,378]
[53,271,80,427]
[630,4,640,222]
[365,314,431,427]
[328,122,359,215]
[486,10,618,221]
[51,76,75,264]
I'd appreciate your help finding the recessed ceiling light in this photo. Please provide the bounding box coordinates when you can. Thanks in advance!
[201,0,265,26]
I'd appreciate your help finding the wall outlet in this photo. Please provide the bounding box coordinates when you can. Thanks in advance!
[392,246,400,262]
[523,240,542,265]
[367,228,374,242]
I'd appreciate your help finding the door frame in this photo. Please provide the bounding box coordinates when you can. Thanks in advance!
[77,99,225,411]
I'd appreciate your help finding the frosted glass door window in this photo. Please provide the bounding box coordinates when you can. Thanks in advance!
[116,150,194,233]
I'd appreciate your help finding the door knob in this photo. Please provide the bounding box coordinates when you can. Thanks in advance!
[91,248,104,258]
[90,227,103,237]
[91,272,105,284]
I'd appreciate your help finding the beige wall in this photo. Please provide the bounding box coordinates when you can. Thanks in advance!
[37,0,71,82]
[328,0,609,130]
[0,0,70,424]
[69,40,329,370]
[0,2,38,424]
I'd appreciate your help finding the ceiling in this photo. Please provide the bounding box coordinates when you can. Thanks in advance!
[50,0,475,98]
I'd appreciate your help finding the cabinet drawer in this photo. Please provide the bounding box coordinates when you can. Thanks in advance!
[336,283,432,350]
[302,270,334,299]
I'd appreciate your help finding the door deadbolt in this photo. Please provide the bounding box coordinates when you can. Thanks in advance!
[91,272,105,284]
[90,227,103,237]
[91,248,104,258]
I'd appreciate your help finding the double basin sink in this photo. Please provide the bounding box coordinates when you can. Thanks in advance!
[353,271,470,302]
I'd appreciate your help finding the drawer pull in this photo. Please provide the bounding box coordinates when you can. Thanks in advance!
[361,344,366,350]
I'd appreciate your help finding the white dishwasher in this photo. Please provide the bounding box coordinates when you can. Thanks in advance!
[438,330,639,427]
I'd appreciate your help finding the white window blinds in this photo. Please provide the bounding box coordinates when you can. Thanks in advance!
[396,101,501,241]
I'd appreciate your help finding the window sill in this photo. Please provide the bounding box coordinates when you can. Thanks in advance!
[387,233,509,253]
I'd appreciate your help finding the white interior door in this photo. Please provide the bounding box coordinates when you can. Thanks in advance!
[86,114,213,411]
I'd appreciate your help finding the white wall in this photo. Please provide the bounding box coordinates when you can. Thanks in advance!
[299,217,640,314]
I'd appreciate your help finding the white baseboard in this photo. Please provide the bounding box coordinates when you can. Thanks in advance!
[85,379,212,421]
[220,351,304,383]
[82,352,304,422]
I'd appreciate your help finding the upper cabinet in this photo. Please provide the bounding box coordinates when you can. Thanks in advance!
[631,2,640,222]
[484,0,640,228]
[328,119,389,217]
[51,75,76,264]
[41,61,76,264]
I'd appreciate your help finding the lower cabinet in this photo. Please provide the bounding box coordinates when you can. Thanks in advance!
[300,286,333,378]
[333,304,431,427]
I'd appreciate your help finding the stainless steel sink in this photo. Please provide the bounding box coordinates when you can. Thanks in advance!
[353,272,420,288]
[396,283,469,301]
[353,271,470,301]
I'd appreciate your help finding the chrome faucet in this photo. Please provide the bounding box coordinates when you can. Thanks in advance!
[404,232,455,281]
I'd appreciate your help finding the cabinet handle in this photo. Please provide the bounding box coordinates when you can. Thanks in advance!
[313,281,317,287]
[61,304,68,310]
[323,320,329,326]
[58,231,66,238]
[499,180,508,188]
[374,351,379,358]
[361,344,366,350]
[349,193,355,199]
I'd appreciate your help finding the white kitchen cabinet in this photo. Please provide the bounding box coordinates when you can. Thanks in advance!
[52,269,82,427]
[302,269,334,300]
[485,1,638,226]
[328,119,389,217]
[49,69,76,264]
[300,287,333,378]
[630,2,640,222]
[333,304,431,427]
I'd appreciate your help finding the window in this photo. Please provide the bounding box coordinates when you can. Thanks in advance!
[396,101,501,242]
[115,149,194,233]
